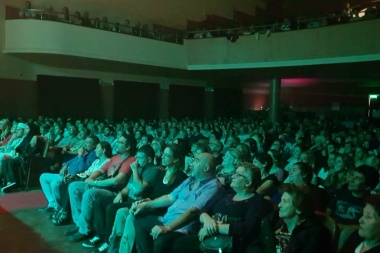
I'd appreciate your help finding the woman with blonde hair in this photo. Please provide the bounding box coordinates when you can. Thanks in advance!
[216,148,241,187]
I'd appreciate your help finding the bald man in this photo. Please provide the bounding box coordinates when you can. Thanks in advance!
[130,153,222,253]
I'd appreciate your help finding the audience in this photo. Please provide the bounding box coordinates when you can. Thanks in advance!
[130,152,221,253]
[65,134,135,242]
[108,144,187,253]
[38,135,99,214]
[171,162,271,253]
[2,111,380,252]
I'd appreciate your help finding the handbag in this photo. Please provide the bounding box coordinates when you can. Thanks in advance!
[200,235,233,253]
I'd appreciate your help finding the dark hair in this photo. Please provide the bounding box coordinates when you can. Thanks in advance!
[88,134,100,146]
[99,141,112,158]
[236,143,251,162]
[240,162,261,191]
[281,183,314,214]
[175,138,190,154]
[337,153,355,171]
[244,138,258,154]
[137,145,155,161]
[166,144,185,170]
[254,153,273,174]
[356,165,379,190]
[365,194,380,217]
[121,133,136,156]
[293,162,313,184]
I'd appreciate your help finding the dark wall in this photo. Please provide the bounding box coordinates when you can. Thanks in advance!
[0,78,37,119]
[37,75,102,119]
[214,87,242,118]
[169,85,204,119]
[113,81,159,120]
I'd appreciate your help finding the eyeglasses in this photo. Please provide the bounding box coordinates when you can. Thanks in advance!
[351,175,365,182]
[162,153,173,158]
[224,152,236,159]
[233,172,251,181]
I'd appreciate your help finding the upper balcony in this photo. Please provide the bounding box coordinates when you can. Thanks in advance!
[3,5,380,80]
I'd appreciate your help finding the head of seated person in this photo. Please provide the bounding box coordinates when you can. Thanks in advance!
[189,152,216,180]
[287,162,313,186]
[348,165,379,197]
[357,194,380,248]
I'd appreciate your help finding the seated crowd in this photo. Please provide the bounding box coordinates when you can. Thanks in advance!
[16,1,380,44]
[1,114,380,253]
[16,1,176,42]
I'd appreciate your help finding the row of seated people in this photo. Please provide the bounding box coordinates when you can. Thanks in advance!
[1,112,380,191]
[188,1,380,40]
[17,1,166,40]
[33,131,380,253]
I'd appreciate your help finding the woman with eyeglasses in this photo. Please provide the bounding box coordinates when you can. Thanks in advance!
[170,162,272,253]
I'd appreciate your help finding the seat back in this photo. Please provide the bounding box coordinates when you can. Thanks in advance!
[318,213,340,252]
[337,225,359,251]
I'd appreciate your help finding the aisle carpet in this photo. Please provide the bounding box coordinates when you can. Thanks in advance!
[0,190,47,213]
[0,190,90,253]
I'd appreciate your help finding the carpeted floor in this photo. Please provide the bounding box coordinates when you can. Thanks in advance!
[0,190,93,253]
[0,190,47,212]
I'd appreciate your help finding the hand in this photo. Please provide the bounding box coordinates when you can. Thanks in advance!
[77,147,85,156]
[202,216,218,235]
[63,174,74,183]
[130,161,139,172]
[134,198,151,205]
[61,147,67,154]
[130,202,147,217]
[59,166,67,176]
[113,193,123,203]
[198,227,210,241]
[150,225,171,240]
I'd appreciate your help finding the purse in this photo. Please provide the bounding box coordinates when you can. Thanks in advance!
[200,235,233,253]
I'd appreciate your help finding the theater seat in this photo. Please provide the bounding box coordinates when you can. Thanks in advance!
[25,137,52,189]
[337,225,359,252]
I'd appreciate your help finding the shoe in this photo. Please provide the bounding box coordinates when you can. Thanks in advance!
[68,231,92,242]
[64,226,79,236]
[94,242,108,253]
[52,210,70,225]
[1,182,17,193]
[49,209,61,219]
[82,236,102,248]
[38,206,56,213]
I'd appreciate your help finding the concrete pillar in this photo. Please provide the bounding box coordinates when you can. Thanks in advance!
[159,82,169,120]
[100,80,114,120]
[204,86,214,120]
[269,78,281,123]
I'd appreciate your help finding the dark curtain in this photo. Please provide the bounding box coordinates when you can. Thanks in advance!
[169,85,204,119]
[113,81,159,120]
[37,75,102,119]
[214,87,242,118]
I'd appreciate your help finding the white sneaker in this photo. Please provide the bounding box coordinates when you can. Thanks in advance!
[1,182,16,193]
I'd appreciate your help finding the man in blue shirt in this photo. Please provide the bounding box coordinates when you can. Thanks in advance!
[39,135,99,212]
[130,152,222,253]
